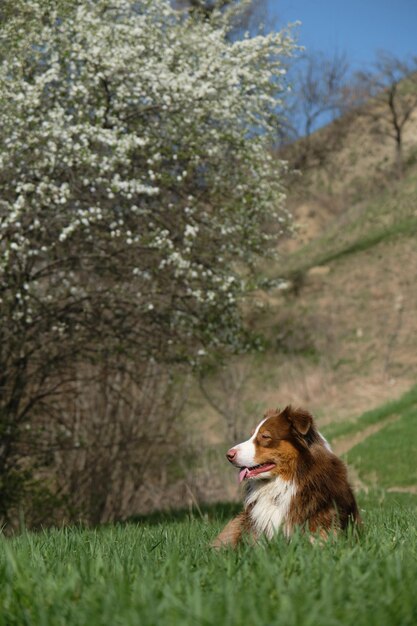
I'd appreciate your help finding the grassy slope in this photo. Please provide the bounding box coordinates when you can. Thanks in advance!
[212,165,417,429]
[340,385,417,489]
[276,167,417,280]
[186,161,417,504]
[323,383,417,441]
[349,408,417,488]
[305,382,417,496]
[1,495,416,626]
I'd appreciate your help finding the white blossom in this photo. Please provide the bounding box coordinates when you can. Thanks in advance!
[0,0,294,360]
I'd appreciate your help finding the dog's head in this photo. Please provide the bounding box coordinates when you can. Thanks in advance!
[226,406,325,482]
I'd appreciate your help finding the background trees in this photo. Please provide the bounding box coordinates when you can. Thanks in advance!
[291,50,350,142]
[352,52,417,177]
[280,49,417,183]
[279,50,352,172]
[0,0,294,525]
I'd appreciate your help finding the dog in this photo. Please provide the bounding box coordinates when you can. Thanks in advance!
[212,405,360,548]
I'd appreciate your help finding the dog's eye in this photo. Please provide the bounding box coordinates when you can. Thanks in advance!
[261,433,271,440]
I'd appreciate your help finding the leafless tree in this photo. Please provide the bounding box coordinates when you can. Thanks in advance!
[283,50,350,169]
[352,52,417,176]
[173,0,268,35]
[299,50,349,139]
[43,362,190,525]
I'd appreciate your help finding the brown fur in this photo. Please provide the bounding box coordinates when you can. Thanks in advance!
[211,512,253,549]
[288,442,360,533]
[212,406,360,548]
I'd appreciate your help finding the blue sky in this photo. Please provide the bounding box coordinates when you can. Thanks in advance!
[268,0,417,70]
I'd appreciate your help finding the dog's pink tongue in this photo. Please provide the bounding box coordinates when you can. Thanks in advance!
[239,468,249,483]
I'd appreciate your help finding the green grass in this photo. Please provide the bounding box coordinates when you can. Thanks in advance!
[347,408,417,488]
[323,384,417,490]
[1,494,417,626]
[323,383,417,441]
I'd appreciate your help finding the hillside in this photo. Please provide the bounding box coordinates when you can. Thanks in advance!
[183,102,417,506]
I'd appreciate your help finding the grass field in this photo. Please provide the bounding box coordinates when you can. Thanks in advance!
[2,390,417,626]
[1,493,416,626]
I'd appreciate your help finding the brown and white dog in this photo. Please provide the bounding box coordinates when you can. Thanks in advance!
[212,406,360,548]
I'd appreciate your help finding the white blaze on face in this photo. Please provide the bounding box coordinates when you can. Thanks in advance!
[232,418,267,468]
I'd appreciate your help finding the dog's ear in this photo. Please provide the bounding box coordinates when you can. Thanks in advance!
[282,405,312,435]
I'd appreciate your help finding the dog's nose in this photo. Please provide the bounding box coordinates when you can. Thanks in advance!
[226,448,237,462]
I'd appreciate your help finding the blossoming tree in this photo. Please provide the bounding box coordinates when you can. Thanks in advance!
[0,0,294,523]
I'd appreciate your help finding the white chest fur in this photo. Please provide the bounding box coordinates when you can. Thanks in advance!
[245,477,297,539]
